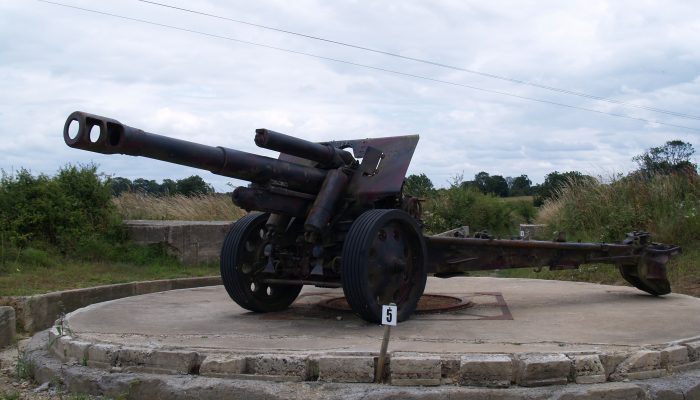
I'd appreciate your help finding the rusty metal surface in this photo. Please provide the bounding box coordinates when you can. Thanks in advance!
[426,232,680,296]
[335,135,419,205]
[255,128,354,168]
[64,111,328,193]
[426,232,678,272]
[304,167,351,235]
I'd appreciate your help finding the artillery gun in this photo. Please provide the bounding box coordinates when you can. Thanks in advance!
[63,111,681,323]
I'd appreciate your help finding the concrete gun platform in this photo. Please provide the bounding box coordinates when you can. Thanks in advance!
[48,277,700,390]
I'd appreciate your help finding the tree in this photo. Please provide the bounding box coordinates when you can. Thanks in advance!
[403,173,434,197]
[472,171,491,194]
[509,175,532,197]
[486,175,509,197]
[131,178,161,195]
[161,179,177,196]
[175,175,214,196]
[107,176,132,196]
[467,172,509,197]
[633,140,697,176]
[505,176,514,191]
[535,171,596,206]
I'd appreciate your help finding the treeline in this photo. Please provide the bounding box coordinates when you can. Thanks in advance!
[405,170,594,206]
[406,140,697,236]
[108,175,215,196]
[405,140,696,207]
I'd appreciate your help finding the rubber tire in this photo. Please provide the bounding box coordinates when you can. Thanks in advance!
[220,212,302,312]
[341,209,427,323]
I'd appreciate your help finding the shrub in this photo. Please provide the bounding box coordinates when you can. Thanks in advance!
[424,184,516,235]
[0,165,122,258]
[505,198,537,224]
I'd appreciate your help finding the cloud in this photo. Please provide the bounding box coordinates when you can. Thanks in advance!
[0,0,698,192]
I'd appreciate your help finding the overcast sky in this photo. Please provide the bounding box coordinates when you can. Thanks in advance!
[1,0,698,191]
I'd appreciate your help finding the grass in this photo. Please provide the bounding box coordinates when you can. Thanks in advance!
[501,195,534,203]
[0,244,218,296]
[14,351,33,382]
[114,192,245,221]
[0,260,218,296]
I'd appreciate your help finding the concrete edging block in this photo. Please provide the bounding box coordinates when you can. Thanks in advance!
[390,356,442,386]
[459,353,513,388]
[610,350,664,381]
[572,354,606,384]
[116,347,200,374]
[86,343,119,369]
[515,353,571,387]
[685,340,700,362]
[251,354,310,380]
[661,345,689,368]
[0,306,16,349]
[318,356,374,383]
[199,354,247,377]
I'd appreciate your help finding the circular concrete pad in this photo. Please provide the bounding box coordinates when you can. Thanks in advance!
[66,277,700,355]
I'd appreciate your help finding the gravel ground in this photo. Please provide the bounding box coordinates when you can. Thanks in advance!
[0,339,104,400]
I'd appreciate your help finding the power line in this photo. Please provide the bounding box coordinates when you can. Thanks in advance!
[37,0,699,132]
[136,0,700,122]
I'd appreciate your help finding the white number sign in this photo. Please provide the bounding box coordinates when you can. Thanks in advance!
[381,304,397,326]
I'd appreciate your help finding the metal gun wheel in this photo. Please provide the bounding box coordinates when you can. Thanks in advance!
[342,209,427,323]
[220,212,302,312]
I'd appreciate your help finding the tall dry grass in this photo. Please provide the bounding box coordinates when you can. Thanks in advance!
[536,172,700,245]
[114,192,246,221]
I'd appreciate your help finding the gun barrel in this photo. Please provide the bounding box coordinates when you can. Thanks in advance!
[255,128,354,167]
[64,111,327,192]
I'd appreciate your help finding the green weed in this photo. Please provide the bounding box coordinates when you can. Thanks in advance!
[15,350,34,381]
[0,391,20,400]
